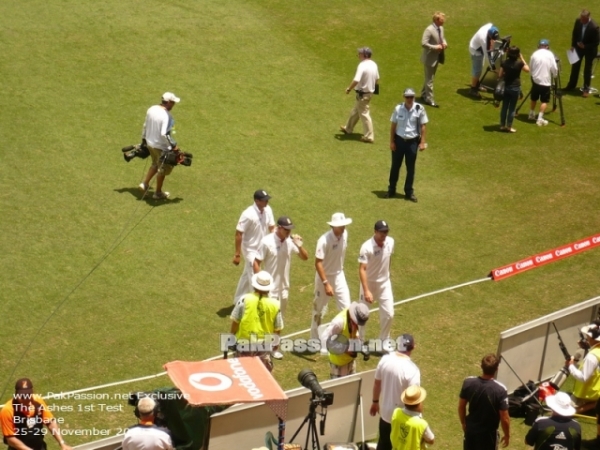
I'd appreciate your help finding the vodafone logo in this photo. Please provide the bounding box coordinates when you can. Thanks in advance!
[593,236,600,244]
[574,240,590,250]
[189,372,232,392]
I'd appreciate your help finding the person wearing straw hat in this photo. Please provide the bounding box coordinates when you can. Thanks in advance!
[310,213,353,346]
[390,385,435,450]
[230,271,283,372]
[321,302,370,378]
[524,391,581,450]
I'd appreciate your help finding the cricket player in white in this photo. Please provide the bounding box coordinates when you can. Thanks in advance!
[254,216,309,359]
[310,213,353,343]
[358,220,395,343]
[254,216,309,316]
[232,190,275,304]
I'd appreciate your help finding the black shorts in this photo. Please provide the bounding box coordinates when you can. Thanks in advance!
[464,430,498,450]
[531,83,551,103]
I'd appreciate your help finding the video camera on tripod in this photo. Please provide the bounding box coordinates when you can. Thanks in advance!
[478,35,512,92]
[289,370,334,450]
[121,140,193,167]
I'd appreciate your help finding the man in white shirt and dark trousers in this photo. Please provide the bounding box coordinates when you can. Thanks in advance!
[122,397,173,450]
[310,213,353,347]
[340,47,380,143]
[140,92,181,200]
[232,190,275,304]
[528,39,558,127]
[386,89,428,203]
[370,334,420,450]
[358,220,395,345]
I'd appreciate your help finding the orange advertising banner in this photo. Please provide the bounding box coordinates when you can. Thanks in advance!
[490,233,600,281]
[164,358,288,407]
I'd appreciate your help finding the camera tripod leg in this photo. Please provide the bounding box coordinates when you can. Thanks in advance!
[515,89,532,115]
[553,73,566,126]
[289,407,321,450]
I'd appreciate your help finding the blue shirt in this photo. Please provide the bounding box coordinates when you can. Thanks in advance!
[390,103,429,139]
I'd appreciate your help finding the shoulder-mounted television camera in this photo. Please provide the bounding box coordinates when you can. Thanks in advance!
[121,140,193,167]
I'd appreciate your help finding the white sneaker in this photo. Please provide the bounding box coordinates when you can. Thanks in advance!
[272,350,284,360]
[320,348,329,356]
[536,119,548,127]
[528,113,535,120]
[139,182,149,192]
[152,191,170,199]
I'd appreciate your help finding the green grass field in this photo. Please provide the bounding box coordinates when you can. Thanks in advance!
[1,0,600,448]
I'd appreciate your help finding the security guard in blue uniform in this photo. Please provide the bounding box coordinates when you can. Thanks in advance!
[386,88,429,203]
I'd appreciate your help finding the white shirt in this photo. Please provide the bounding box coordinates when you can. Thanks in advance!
[122,425,173,450]
[358,236,394,284]
[256,232,299,291]
[315,230,347,276]
[569,347,600,382]
[529,48,558,86]
[236,204,275,261]
[469,23,493,60]
[142,105,172,151]
[390,103,429,139]
[375,353,421,423]
[353,59,379,93]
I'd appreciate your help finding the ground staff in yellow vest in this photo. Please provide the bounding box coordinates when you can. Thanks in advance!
[567,322,600,446]
[230,271,283,372]
[390,385,434,450]
[321,302,370,379]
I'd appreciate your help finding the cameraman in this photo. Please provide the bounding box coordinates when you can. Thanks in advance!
[528,39,558,126]
[139,92,181,200]
[566,323,600,448]
[122,397,173,450]
[468,24,500,97]
[321,302,369,379]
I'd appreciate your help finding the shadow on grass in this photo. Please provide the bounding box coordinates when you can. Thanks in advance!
[334,132,363,142]
[289,350,320,362]
[114,187,183,205]
[482,125,509,133]
[216,304,234,318]
[371,190,402,200]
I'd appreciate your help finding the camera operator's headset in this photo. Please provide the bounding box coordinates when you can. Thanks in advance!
[134,396,160,419]
[585,323,600,343]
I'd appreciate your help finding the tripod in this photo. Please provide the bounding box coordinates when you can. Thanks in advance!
[516,61,566,126]
[478,36,511,91]
[289,397,328,450]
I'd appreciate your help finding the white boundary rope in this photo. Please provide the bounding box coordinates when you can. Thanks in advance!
[31,275,492,401]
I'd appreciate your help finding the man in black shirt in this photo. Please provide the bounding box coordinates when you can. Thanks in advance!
[458,354,510,450]
[525,391,581,450]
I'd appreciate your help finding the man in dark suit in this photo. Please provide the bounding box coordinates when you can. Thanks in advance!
[565,9,600,97]
[420,12,447,107]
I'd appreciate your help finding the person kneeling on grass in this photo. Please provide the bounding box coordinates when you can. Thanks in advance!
[390,385,434,450]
